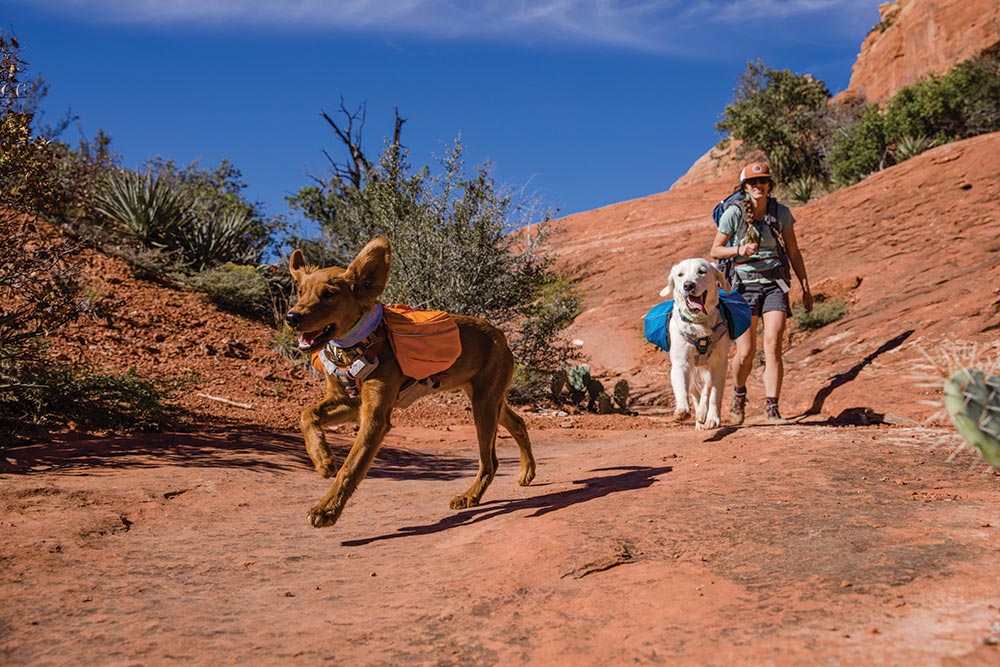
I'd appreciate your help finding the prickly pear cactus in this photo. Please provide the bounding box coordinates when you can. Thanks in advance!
[943,368,1000,471]
[596,393,614,414]
[567,364,590,403]
[613,380,630,411]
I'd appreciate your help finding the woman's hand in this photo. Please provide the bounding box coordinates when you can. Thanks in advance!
[801,288,814,312]
[738,242,757,258]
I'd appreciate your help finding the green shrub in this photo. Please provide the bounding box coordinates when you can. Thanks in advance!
[791,298,847,330]
[828,107,890,186]
[186,263,273,320]
[0,361,175,442]
[830,54,1000,186]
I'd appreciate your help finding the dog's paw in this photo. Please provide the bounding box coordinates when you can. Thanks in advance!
[314,460,337,479]
[674,410,691,423]
[307,505,339,528]
[518,469,535,487]
[449,494,480,510]
[695,418,721,431]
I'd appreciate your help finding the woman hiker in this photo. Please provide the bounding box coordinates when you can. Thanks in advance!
[710,161,813,425]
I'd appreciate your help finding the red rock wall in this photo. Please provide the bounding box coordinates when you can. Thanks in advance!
[841,0,1000,105]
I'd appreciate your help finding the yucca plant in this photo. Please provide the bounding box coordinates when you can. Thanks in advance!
[95,169,191,248]
[787,174,819,205]
[943,368,1000,471]
[893,134,938,162]
[172,207,263,270]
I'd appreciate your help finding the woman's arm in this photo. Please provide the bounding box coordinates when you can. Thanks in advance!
[710,230,756,260]
[781,224,814,312]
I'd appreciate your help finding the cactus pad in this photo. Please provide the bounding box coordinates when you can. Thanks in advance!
[943,368,1000,471]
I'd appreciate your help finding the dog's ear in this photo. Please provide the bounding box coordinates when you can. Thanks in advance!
[659,263,677,298]
[345,237,392,301]
[713,263,731,292]
[289,249,309,283]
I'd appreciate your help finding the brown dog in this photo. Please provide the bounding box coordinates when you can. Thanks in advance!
[285,237,536,528]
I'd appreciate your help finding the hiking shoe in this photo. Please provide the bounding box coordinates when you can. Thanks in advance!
[729,392,747,425]
[765,402,788,425]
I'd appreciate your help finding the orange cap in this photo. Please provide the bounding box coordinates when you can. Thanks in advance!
[739,162,772,182]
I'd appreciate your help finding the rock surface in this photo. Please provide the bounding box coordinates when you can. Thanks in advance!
[841,0,1000,105]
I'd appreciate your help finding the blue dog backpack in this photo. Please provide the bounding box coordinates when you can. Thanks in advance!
[643,290,752,353]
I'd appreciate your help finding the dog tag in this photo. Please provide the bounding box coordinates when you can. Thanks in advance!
[775,278,790,293]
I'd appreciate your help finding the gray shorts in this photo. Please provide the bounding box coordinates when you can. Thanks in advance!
[739,281,790,317]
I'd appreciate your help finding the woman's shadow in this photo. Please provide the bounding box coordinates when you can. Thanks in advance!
[341,465,673,547]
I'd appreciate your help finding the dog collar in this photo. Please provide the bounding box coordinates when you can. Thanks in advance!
[330,303,384,348]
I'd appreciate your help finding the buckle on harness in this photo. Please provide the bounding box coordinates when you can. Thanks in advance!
[695,337,711,355]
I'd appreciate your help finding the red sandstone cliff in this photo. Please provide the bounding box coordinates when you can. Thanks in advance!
[841,0,1000,105]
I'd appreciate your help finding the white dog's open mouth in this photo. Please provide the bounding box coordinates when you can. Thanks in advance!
[297,324,336,351]
[685,291,707,314]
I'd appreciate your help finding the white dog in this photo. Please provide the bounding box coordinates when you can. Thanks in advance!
[659,258,732,430]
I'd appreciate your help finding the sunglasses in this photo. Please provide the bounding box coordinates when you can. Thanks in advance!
[745,177,771,186]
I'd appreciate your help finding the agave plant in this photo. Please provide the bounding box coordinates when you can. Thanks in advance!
[894,134,938,162]
[95,169,191,248]
[787,174,819,205]
[173,207,263,270]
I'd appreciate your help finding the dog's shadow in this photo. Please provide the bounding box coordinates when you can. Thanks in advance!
[341,465,673,547]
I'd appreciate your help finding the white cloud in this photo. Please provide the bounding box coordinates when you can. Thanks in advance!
[15,0,880,53]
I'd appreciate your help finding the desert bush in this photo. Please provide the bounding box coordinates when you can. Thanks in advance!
[173,208,264,271]
[828,107,891,186]
[148,157,280,270]
[0,361,175,442]
[829,55,1000,185]
[94,160,283,277]
[716,59,832,184]
[186,263,273,320]
[883,55,1000,143]
[791,297,847,330]
[0,31,82,393]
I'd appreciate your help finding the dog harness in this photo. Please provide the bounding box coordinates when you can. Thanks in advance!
[677,308,729,359]
[315,310,386,398]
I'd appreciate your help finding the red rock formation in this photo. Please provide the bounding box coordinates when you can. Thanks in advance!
[839,0,1000,105]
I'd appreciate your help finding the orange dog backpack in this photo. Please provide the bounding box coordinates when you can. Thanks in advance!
[382,304,462,380]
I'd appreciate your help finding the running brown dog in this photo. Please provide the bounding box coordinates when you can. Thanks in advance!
[285,237,536,528]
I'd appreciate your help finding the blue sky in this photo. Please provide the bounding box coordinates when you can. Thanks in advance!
[6,0,880,227]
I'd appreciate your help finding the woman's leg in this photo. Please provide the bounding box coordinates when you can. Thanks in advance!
[731,315,758,388]
[761,309,787,398]
[728,315,757,425]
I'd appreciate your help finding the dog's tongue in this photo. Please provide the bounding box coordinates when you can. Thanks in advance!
[687,292,706,313]
[299,330,322,348]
